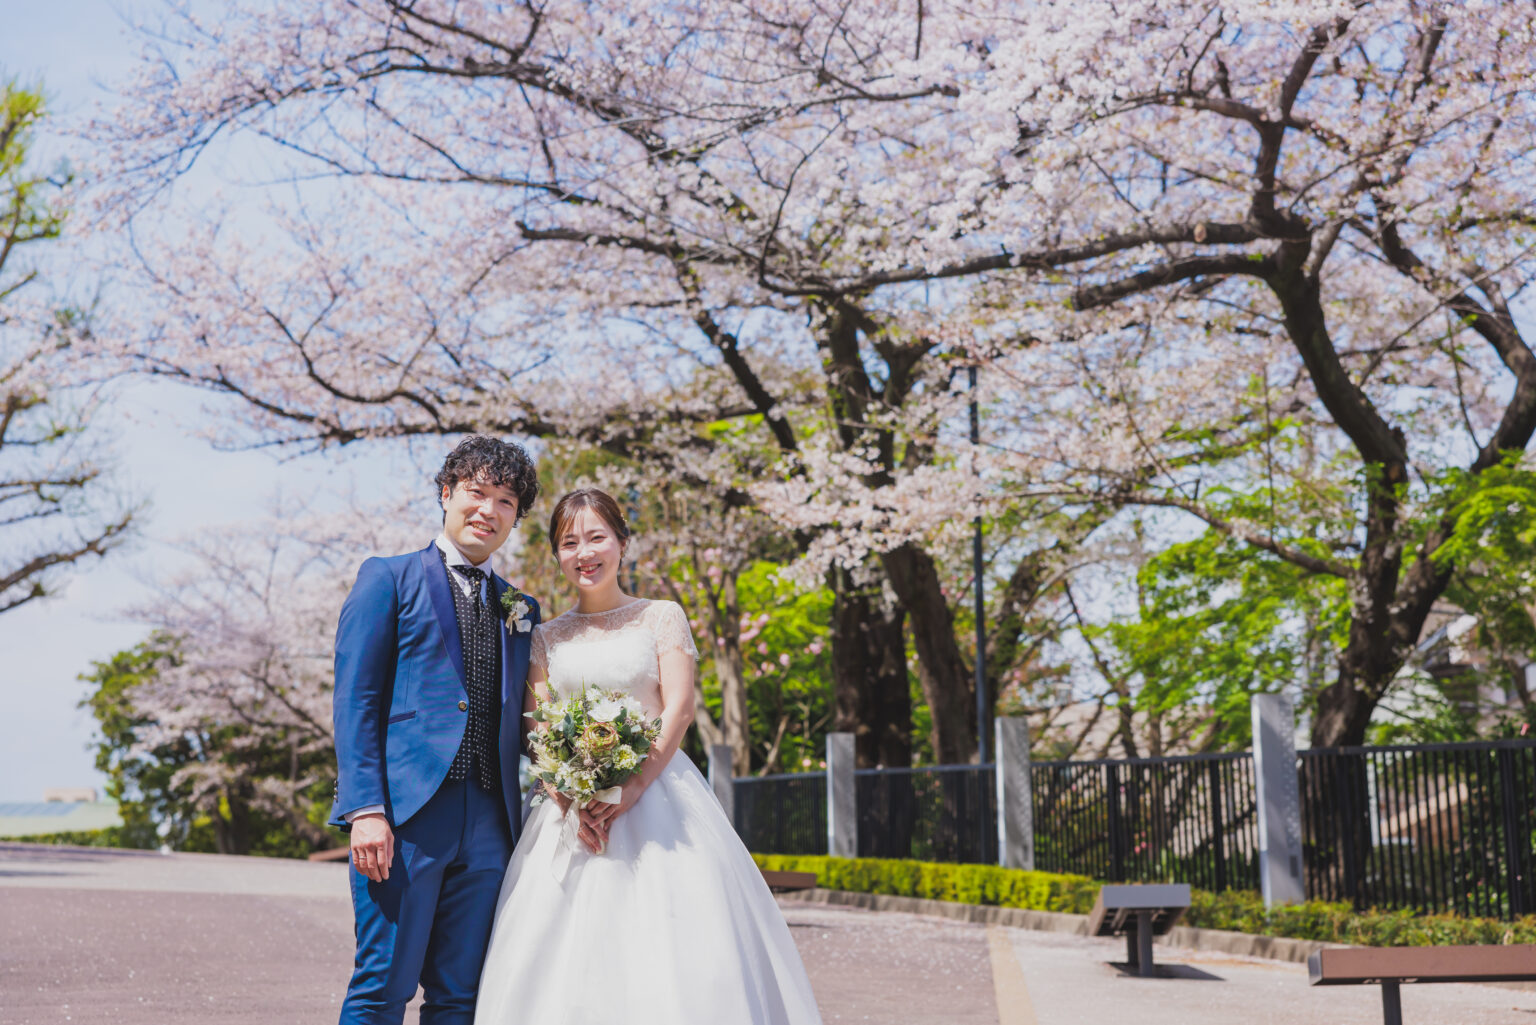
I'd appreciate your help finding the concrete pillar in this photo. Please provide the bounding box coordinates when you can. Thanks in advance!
[995,717,1035,870]
[707,744,735,825]
[1252,694,1306,906]
[825,732,857,858]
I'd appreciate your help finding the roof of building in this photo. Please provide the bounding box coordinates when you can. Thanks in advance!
[0,802,122,839]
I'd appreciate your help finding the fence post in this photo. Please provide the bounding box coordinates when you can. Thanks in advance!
[1252,694,1306,907]
[825,732,857,858]
[708,744,735,826]
[995,717,1035,870]
[1106,763,1125,882]
[1497,748,1527,918]
[1208,759,1227,894]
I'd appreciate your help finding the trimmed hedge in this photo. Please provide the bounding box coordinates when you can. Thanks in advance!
[753,853,1100,914]
[753,853,1536,947]
[1187,888,1536,946]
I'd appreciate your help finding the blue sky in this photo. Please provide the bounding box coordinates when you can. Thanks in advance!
[0,3,421,801]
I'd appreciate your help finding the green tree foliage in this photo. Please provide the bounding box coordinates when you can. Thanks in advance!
[713,561,834,774]
[1418,454,1536,735]
[79,636,337,857]
[1091,528,1349,751]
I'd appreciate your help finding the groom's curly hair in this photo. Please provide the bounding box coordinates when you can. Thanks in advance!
[435,435,541,524]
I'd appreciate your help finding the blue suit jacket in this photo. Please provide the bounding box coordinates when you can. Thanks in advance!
[329,543,539,836]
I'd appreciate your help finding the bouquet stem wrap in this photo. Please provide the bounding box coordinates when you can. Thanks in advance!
[552,786,623,883]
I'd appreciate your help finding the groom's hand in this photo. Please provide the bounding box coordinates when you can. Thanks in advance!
[350,813,395,882]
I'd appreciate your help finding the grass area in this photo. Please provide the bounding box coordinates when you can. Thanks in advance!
[753,853,1536,947]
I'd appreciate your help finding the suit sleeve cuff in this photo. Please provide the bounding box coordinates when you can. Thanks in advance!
[343,804,387,824]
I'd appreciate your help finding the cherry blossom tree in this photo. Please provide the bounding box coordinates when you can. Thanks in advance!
[1,80,132,613]
[117,500,422,853]
[918,1,1536,747]
[84,0,1016,764]
[88,0,1536,756]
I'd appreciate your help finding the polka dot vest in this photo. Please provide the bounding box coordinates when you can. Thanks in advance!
[439,550,502,795]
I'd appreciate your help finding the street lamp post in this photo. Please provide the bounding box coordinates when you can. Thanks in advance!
[970,365,989,765]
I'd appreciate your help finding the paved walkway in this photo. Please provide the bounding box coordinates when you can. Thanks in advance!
[991,926,1536,1024]
[3,842,1534,1024]
[0,844,995,1025]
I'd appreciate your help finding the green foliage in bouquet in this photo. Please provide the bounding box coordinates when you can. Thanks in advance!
[526,688,663,804]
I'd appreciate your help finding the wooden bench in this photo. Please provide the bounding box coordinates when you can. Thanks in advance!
[1309,945,1536,1025]
[760,869,817,893]
[1086,883,1191,977]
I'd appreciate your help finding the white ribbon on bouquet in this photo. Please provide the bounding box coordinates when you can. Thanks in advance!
[550,786,624,883]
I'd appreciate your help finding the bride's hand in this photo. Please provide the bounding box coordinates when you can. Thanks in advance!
[589,778,643,834]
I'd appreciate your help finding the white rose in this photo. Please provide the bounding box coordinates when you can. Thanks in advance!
[588,698,625,722]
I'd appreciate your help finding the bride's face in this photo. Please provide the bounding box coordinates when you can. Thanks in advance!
[556,507,624,593]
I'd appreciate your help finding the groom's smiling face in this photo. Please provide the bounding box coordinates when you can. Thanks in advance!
[441,476,519,563]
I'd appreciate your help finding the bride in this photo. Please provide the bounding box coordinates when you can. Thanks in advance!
[472,487,823,1025]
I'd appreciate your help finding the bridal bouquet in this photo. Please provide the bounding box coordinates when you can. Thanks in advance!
[526,688,662,860]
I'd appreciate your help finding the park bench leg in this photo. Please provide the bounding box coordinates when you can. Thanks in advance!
[1135,910,1155,977]
[1380,980,1402,1025]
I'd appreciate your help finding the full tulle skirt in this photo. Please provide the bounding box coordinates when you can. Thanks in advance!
[472,752,823,1025]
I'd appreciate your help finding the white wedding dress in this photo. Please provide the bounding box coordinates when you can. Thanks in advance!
[472,598,823,1025]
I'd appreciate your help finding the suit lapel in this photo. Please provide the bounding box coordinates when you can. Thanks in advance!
[489,574,519,705]
[491,573,529,802]
[419,545,466,690]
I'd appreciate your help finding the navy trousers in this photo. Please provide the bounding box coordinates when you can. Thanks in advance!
[340,780,513,1025]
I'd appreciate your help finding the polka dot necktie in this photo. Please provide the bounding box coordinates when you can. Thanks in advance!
[452,565,487,619]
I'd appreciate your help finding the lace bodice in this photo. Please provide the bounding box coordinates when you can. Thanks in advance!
[531,598,698,715]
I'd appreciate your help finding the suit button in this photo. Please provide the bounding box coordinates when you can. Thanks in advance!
[458,700,468,711]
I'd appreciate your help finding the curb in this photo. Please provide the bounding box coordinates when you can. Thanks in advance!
[780,888,1334,964]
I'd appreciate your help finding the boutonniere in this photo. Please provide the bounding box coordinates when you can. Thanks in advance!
[500,588,534,634]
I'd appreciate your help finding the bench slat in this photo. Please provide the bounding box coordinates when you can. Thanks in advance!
[1087,884,1191,937]
[1309,945,1536,986]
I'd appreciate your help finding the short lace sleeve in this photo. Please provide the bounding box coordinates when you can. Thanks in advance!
[530,622,550,675]
[649,600,699,660]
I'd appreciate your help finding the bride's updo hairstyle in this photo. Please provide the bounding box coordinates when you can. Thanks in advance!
[547,487,632,555]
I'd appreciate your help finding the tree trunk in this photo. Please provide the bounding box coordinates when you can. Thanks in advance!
[880,542,977,765]
[714,575,752,775]
[828,564,911,768]
[212,786,253,855]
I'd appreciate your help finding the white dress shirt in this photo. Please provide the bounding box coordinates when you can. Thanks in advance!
[343,535,494,825]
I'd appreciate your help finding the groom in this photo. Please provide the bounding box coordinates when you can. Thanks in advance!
[330,435,541,1024]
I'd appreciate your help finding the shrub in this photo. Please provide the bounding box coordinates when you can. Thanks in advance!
[752,854,1101,914]
[755,854,1536,946]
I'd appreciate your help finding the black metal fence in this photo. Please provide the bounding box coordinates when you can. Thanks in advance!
[855,765,998,864]
[1030,751,1259,892]
[1299,739,1536,918]
[729,738,1536,919]
[732,771,826,856]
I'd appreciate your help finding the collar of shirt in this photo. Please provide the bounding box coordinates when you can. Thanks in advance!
[435,534,492,601]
